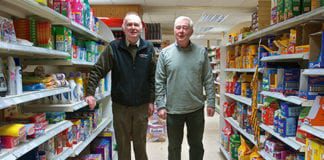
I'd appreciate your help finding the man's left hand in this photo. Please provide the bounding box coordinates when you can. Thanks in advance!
[207,106,215,117]
[148,103,154,117]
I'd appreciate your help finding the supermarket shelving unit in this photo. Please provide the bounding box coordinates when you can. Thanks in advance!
[219,6,324,159]
[0,0,116,159]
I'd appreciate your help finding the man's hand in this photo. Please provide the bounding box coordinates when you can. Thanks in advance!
[85,96,96,110]
[148,103,154,117]
[207,106,215,117]
[158,108,167,120]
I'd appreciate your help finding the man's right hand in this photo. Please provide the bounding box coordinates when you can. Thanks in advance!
[85,96,96,110]
[158,108,167,120]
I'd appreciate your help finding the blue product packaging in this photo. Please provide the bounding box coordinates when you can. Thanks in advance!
[234,82,241,95]
[279,116,297,137]
[280,102,301,117]
[307,76,324,100]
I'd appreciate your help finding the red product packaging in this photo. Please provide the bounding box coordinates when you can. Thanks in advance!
[296,128,314,144]
[55,132,64,155]
[262,107,277,125]
[0,136,20,148]
[224,102,235,117]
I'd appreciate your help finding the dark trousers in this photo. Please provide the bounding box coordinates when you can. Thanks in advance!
[167,108,205,160]
[113,103,148,160]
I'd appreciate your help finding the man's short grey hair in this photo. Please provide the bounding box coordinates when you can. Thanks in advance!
[122,12,142,28]
[174,16,194,28]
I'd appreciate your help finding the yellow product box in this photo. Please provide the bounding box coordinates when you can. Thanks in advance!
[247,45,258,56]
[241,45,248,56]
[306,138,323,160]
[229,60,236,68]
[0,124,26,137]
[248,56,255,68]
[242,56,247,69]
[235,56,243,68]
[241,83,249,97]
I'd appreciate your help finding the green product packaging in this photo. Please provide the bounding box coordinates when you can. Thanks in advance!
[54,26,67,52]
[29,16,37,45]
[229,134,240,160]
[277,0,285,22]
[302,0,312,13]
[85,41,96,62]
[67,29,72,55]
[284,0,301,20]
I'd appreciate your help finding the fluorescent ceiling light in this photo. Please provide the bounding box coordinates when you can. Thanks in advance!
[194,26,214,33]
[198,13,228,23]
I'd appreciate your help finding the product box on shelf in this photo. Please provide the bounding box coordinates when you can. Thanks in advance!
[0,16,17,43]
[302,0,312,13]
[306,76,324,100]
[278,115,298,137]
[309,32,324,68]
[271,0,278,24]
[305,96,324,126]
[305,138,324,160]
[257,0,272,30]
[280,102,301,117]
[277,68,300,95]
[284,0,301,20]
[98,130,113,160]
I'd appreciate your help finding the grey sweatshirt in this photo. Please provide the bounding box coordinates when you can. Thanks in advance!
[155,42,215,114]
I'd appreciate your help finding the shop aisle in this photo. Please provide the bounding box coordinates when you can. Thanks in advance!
[143,111,225,160]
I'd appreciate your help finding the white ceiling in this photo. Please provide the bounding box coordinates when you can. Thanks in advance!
[90,0,257,47]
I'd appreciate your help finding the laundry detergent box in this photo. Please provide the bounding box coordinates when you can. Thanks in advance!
[278,115,297,137]
[280,102,301,117]
[306,76,324,100]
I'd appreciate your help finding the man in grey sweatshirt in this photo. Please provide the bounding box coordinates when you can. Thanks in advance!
[155,16,216,160]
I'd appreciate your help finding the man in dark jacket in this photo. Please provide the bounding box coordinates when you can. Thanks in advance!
[85,12,156,160]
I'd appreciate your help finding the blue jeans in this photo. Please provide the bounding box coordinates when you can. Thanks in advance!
[167,108,205,160]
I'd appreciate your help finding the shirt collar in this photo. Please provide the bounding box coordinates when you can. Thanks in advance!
[175,41,193,49]
[126,39,140,47]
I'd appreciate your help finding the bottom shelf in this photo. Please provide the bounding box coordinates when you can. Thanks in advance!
[258,150,276,160]
[219,145,231,160]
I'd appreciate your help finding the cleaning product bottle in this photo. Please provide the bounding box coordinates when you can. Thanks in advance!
[68,72,77,103]
[15,66,22,95]
[7,56,16,95]
[75,72,84,101]
[0,58,7,97]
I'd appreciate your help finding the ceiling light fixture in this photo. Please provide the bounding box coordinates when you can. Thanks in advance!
[198,13,228,23]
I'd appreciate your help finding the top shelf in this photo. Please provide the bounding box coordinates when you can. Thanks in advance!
[226,6,324,46]
[2,0,109,43]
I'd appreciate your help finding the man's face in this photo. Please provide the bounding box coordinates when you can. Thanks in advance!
[174,19,193,45]
[123,15,142,40]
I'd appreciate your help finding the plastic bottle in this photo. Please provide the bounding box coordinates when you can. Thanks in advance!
[15,66,22,95]
[75,72,84,101]
[82,0,90,28]
[68,72,77,103]
[71,0,83,25]
[0,58,7,97]
[7,56,16,95]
